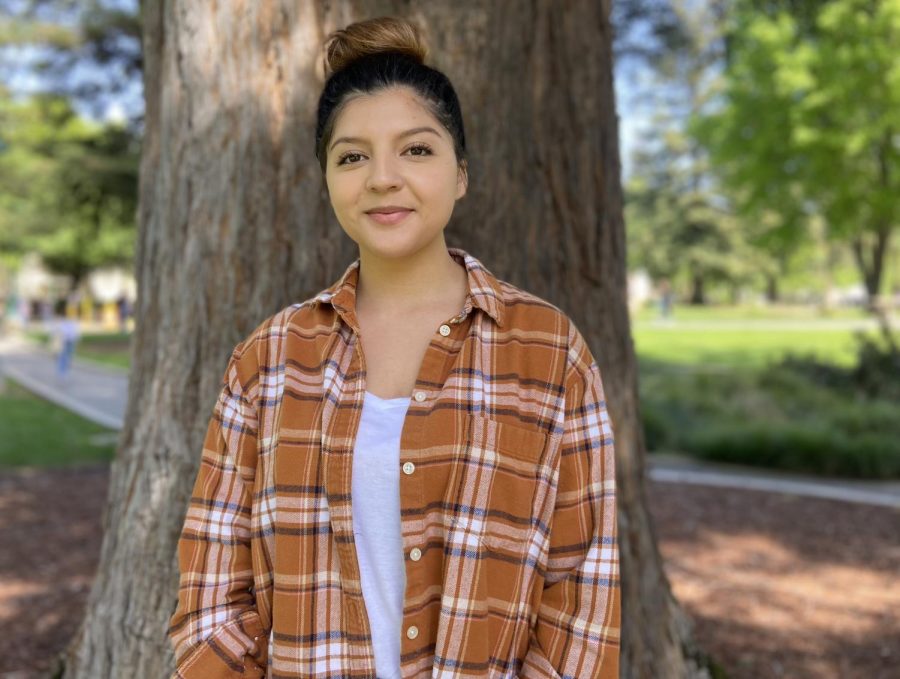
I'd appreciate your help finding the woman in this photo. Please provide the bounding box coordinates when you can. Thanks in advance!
[168,16,619,679]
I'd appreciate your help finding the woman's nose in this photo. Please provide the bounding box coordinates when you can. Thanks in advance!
[365,155,403,191]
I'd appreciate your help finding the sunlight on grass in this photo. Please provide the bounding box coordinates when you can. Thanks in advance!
[633,327,874,368]
[630,303,871,323]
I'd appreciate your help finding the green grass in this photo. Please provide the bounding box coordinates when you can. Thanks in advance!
[0,376,118,467]
[630,302,871,323]
[632,326,875,368]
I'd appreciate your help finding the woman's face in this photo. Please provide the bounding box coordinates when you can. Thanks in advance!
[324,85,467,261]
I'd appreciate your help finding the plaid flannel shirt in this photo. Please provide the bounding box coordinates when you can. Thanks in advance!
[167,246,620,678]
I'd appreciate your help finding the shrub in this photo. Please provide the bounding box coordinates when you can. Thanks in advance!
[683,420,900,479]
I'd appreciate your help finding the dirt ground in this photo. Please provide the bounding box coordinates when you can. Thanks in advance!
[1,463,897,678]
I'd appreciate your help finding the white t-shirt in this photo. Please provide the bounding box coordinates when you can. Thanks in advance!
[350,389,412,679]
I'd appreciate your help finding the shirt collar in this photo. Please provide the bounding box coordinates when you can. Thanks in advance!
[312,246,505,328]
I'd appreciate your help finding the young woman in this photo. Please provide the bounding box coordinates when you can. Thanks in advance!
[168,16,619,679]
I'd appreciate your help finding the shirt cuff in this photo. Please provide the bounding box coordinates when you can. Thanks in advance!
[171,609,268,679]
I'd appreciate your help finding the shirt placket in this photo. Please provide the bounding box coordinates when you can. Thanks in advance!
[398,318,467,658]
[326,281,475,677]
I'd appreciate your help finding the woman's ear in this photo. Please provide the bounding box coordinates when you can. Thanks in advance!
[456,160,468,200]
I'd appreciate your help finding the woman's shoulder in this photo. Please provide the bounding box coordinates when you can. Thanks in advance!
[495,278,575,337]
[494,278,595,371]
[226,297,339,373]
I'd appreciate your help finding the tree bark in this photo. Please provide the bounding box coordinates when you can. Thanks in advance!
[765,273,779,303]
[689,273,706,305]
[61,1,714,677]
[850,227,891,310]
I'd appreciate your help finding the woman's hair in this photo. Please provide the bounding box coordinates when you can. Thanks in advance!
[314,16,467,176]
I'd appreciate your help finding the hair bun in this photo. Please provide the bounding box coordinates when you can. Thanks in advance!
[323,16,429,78]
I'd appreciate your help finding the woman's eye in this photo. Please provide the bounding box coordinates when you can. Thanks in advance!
[336,144,432,166]
[337,152,364,165]
[406,143,433,157]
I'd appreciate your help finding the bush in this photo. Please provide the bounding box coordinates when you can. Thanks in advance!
[774,330,900,400]
[639,334,900,479]
[683,420,900,479]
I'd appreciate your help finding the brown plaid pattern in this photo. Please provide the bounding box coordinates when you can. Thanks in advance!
[168,247,620,678]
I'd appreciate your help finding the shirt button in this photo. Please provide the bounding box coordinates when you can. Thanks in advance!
[438,324,451,336]
[402,461,415,475]
[410,547,422,561]
[406,625,419,639]
[414,390,427,402]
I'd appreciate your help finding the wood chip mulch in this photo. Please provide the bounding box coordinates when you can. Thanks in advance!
[1,464,897,678]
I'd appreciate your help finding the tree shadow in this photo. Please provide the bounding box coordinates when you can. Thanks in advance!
[646,481,900,678]
[0,463,109,675]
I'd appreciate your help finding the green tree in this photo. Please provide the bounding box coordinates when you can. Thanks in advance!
[693,0,900,309]
[0,88,139,285]
[626,0,761,304]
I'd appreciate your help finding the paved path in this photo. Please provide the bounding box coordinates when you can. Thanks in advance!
[647,453,900,509]
[0,332,126,430]
[2,330,898,509]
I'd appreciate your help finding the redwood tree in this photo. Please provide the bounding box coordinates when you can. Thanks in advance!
[61,1,714,677]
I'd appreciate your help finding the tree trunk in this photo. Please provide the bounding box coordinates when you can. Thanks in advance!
[850,228,891,310]
[62,1,713,677]
[689,273,706,305]
[765,273,778,303]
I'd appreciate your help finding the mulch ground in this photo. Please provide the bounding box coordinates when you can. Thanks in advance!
[1,464,897,678]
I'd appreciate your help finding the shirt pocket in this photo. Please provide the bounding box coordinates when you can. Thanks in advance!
[446,414,549,554]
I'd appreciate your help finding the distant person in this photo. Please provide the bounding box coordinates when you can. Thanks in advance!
[39,298,53,325]
[18,296,31,327]
[659,278,674,319]
[116,294,132,333]
[53,306,81,378]
[0,293,10,332]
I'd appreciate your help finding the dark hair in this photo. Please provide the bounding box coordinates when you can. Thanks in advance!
[314,16,467,176]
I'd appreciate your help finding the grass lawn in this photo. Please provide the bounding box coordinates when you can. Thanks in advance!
[632,326,873,368]
[0,376,118,467]
[630,302,871,323]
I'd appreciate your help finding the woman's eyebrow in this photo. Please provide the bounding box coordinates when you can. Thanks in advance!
[329,126,441,152]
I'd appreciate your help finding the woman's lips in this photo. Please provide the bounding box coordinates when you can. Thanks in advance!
[366,209,413,225]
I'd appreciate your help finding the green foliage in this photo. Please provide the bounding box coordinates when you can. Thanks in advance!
[0,88,139,281]
[624,0,781,302]
[685,420,900,478]
[638,317,900,479]
[691,0,900,300]
[626,173,762,295]
[771,331,900,400]
[641,358,900,478]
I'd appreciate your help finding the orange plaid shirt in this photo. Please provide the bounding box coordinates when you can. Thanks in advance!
[167,246,620,678]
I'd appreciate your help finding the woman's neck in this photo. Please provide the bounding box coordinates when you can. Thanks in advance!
[355,239,467,314]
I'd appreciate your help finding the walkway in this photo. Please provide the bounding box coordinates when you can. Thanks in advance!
[0,332,126,430]
[1,330,898,509]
